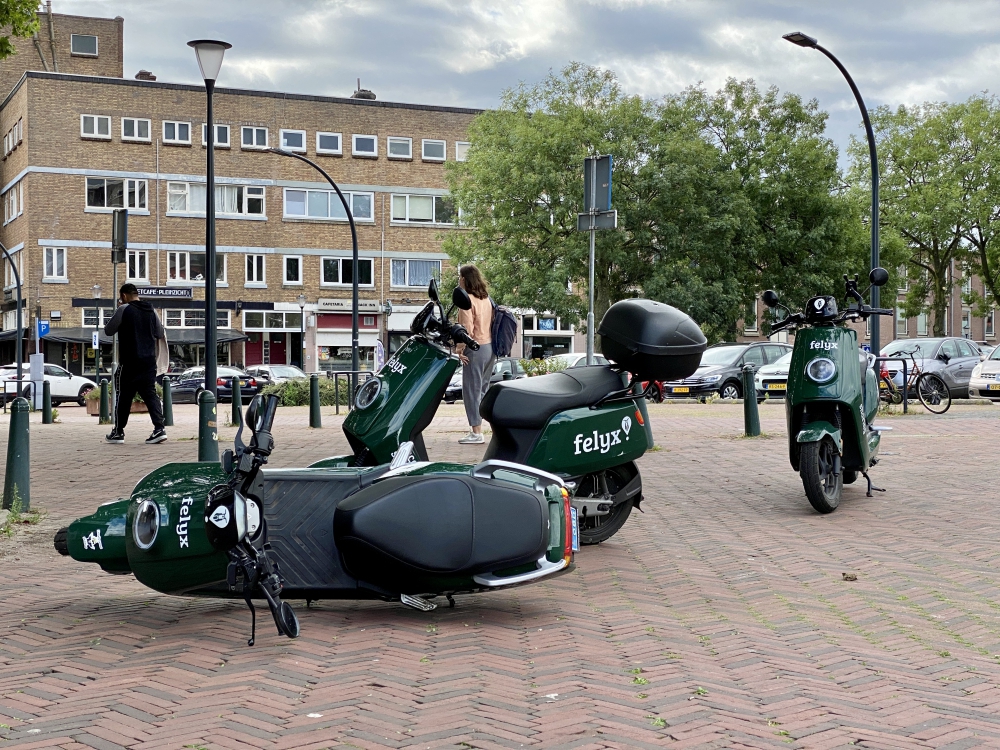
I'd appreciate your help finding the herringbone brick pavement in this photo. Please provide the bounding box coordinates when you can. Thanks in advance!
[0,400,996,748]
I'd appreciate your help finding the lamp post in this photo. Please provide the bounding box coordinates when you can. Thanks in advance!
[188,39,231,397]
[783,31,881,355]
[91,284,102,382]
[297,293,306,370]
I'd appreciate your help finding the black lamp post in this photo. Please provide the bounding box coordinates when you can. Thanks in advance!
[188,39,231,397]
[91,284,101,382]
[297,293,306,370]
[783,31,882,354]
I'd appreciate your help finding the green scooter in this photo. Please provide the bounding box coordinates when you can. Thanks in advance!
[762,268,893,513]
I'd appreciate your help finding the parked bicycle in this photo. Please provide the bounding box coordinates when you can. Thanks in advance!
[878,348,951,414]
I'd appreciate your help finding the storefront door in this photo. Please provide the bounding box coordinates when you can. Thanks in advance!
[245,333,263,366]
[268,333,286,365]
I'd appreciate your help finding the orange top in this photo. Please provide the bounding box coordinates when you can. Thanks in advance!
[457,295,493,352]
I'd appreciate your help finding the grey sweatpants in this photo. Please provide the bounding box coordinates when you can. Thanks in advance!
[463,342,495,427]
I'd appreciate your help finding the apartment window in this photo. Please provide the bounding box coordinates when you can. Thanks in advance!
[352,134,377,158]
[202,123,231,148]
[743,301,758,333]
[167,251,226,283]
[127,250,149,282]
[70,34,98,56]
[167,182,264,216]
[279,129,306,152]
[387,137,412,159]
[163,121,191,145]
[284,256,303,285]
[391,259,440,288]
[43,247,66,280]
[86,178,147,210]
[246,254,265,285]
[455,141,470,161]
[962,308,972,336]
[83,308,113,327]
[316,132,342,155]
[917,312,928,336]
[390,194,455,224]
[4,118,23,157]
[241,126,268,150]
[3,182,21,224]
[322,257,374,287]
[164,309,230,328]
[897,265,909,293]
[422,139,446,161]
[896,308,907,337]
[121,117,151,142]
[987,310,995,338]
[962,271,973,296]
[283,188,373,221]
[81,114,111,139]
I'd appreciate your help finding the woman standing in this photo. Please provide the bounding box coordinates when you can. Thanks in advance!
[455,264,495,444]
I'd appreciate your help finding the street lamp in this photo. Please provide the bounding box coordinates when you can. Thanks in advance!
[91,284,102,382]
[188,38,231,397]
[297,293,306,370]
[783,31,882,354]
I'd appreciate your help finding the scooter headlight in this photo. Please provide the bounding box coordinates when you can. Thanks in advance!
[806,357,837,384]
[354,377,382,409]
[133,500,160,550]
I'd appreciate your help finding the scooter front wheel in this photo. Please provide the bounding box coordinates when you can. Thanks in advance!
[800,437,842,514]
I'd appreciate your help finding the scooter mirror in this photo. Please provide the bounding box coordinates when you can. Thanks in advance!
[869,267,889,287]
[244,395,262,434]
[452,286,472,311]
[428,278,440,303]
[762,290,780,308]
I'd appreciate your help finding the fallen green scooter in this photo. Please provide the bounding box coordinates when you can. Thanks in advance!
[762,268,893,513]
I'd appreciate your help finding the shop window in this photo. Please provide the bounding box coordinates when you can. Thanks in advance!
[283,188,373,221]
[316,132,342,155]
[243,311,300,330]
[322,257,373,287]
[164,309,230,328]
[390,259,440,288]
[44,247,66,280]
[167,251,226,283]
[522,315,534,330]
[81,114,111,139]
[121,117,151,142]
[86,178,146,210]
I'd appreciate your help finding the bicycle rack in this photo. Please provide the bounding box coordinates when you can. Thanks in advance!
[874,357,909,413]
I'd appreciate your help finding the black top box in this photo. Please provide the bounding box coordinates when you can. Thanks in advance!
[598,299,707,381]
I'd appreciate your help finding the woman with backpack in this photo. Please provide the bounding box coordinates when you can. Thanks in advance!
[455,264,495,444]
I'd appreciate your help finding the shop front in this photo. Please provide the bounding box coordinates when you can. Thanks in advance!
[316,299,382,372]
[520,313,576,359]
[386,305,427,355]
[242,310,304,368]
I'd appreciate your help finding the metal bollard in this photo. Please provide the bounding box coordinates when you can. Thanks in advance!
[42,381,52,424]
[742,363,760,437]
[231,378,242,427]
[99,379,111,424]
[309,373,322,428]
[162,378,173,427]
[198,389,219,462]
[3,397,30,510]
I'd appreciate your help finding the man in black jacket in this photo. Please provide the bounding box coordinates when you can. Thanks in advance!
[104,283,167,444]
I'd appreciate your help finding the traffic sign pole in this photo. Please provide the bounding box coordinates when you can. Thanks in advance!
[587,159,596,365]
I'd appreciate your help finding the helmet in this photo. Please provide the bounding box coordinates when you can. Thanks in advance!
[805,295,838,324]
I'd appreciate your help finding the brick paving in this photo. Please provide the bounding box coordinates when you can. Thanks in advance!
[0,399,997,748]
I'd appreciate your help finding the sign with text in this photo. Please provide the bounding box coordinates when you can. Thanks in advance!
[137,286,193,299]
[37,320,49,338]
[318,298,381,312]
[92,331,99,348]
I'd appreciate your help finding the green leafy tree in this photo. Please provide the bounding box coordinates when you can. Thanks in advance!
[0,0,39,61]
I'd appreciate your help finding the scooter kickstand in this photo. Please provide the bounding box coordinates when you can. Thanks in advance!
[446,594,455,609]
[861,471,886,498]
[400,594,437,612]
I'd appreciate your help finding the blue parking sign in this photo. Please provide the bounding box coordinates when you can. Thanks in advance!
[37,320,49,338]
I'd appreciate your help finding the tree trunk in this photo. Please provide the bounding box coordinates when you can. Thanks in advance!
[931,271,949,337]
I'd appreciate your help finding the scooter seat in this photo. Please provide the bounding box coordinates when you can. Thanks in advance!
[480,366,624,430]
[334,474,548,591]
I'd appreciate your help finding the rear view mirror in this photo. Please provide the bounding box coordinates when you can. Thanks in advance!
[428,278,440,303]
[869,267,889,287]
[452,286,472,311]
[245,394,262,433]
[762,290,780,308]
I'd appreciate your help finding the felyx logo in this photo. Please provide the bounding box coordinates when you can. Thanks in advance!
[384,357,407,375]
[574,429,623,455]
[809,341,838,350]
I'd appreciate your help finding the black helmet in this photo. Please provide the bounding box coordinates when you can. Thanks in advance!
[805,295,838,324]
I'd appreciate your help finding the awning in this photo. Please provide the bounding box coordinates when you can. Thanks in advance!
[316,332,380,347]
[42,327,247,345]
[0,330,21,341]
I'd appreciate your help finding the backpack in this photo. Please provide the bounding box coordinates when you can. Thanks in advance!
[489,298,518,358]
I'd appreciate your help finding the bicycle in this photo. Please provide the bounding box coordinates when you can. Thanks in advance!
[878,348,951,414]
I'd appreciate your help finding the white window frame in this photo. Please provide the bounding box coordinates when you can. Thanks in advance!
[166,251,227,285]
[282,188,375,223]
[70,34,98,56]
[916,312,929,337]
[162,120,192,145]
[283,255,304,286]
[279,129,307,153]
[387,136,412,160]
[81,114,111,140]
[166,182,266,218]
[421,139,446,162]
[241,126,269,150]
[83,308,113,327]
[127,249,149,282]
[316,131,342,155]
[43,247,67,281]
[455,141,470,162]
[245,253,266,287]
[896,308,907,337]
[321,257,375,288]
[3,182,22,225]
[352,134,378,158]
[390,193,455,225]
[85,178,148,212]
[121,117,151,143]
[390,258,442,289]
[743,301,758,333]
[202,123,231,148]
[987,309,995,338]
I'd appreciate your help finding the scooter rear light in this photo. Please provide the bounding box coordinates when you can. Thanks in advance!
[562,487,573,562]
[635,409,645,426]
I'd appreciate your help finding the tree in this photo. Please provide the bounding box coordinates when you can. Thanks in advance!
[0,0,39,61]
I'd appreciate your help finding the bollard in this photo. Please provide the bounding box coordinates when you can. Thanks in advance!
[99,379,111,424]
[502,369,513,381]
[742,363,760,437]
[3,397,30,511]
[162,378,173,427]
[231,377,242,427]
[198,389,219,462]
[42,380,52,424]
[309,373,322,428]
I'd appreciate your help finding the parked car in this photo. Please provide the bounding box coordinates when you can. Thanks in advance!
[0,363,96,406]
[444,357,527,404]
[754,351,793,402]
[968,345,1000,400]
[880,338,981,398]
[545,353,610,369]
[664,342,792,400]
[170,366,261,404]
[245,364,307,384]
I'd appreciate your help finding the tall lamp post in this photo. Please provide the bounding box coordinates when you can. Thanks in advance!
[297,293,306,370]
[188,39,231,397]
[91,284,102,382]
[783,31,881,355]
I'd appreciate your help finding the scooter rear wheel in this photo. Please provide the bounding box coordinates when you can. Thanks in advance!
[800,437,842,514]
[577,466,635,545]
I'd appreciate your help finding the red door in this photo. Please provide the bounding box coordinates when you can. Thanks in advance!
[245,333,263,366]
[269,333,286,365]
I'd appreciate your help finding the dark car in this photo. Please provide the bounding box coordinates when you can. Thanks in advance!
[663,342,792,400]
[444,357,527,404]
[170,366,261,404]
[880,337,982,398]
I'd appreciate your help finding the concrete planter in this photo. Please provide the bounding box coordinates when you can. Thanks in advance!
[87,399,148,416]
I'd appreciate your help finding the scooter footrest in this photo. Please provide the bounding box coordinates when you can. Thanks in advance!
[400,594,437,611]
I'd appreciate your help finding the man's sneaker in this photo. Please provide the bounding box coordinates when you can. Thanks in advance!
[458,431,484,444]
[145,429,167,444]
[105,430,125,444]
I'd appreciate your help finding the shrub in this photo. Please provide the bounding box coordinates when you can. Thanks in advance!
[259,377,352,406]
[520,358,568,377]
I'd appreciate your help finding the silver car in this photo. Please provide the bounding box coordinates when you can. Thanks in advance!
[969,347,1000,400]
[880,338,982,398]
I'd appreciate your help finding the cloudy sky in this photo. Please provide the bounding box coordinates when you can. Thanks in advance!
[57,0,1000,161]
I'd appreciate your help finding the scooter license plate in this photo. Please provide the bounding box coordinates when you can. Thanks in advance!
[570,507,580,551]
[672,387,689,393]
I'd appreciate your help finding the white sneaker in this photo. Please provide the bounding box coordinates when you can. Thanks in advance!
[458,432,485,444]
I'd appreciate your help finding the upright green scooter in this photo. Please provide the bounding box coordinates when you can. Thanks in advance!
[762,268,893,513]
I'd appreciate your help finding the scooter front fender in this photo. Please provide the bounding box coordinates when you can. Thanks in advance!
[796,421,841,448]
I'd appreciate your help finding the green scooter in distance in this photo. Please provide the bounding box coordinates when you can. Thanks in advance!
[762,268,893,513]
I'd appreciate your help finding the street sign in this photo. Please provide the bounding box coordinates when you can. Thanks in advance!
[577,211,617,231]
[136,286,193,299]
[583,155,612,212]
[37,320,49,338]
[578,155,615,366]
[92,331,99,348]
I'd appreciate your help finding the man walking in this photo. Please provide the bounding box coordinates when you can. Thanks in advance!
[104,283,167,444]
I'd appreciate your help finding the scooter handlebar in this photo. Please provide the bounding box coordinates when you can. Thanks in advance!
[452,325,480,351]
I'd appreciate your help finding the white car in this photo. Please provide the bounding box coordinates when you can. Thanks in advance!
[0,363,97,406]
[545,353,610,368]
[754,351,793,401]
[244,365,308,384]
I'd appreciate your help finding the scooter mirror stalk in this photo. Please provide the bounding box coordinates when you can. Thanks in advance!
[452,286,472,311]
[428,278,440,303]
[762,290,780,308]
[869,267,889,287]
[244,395,262,434]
